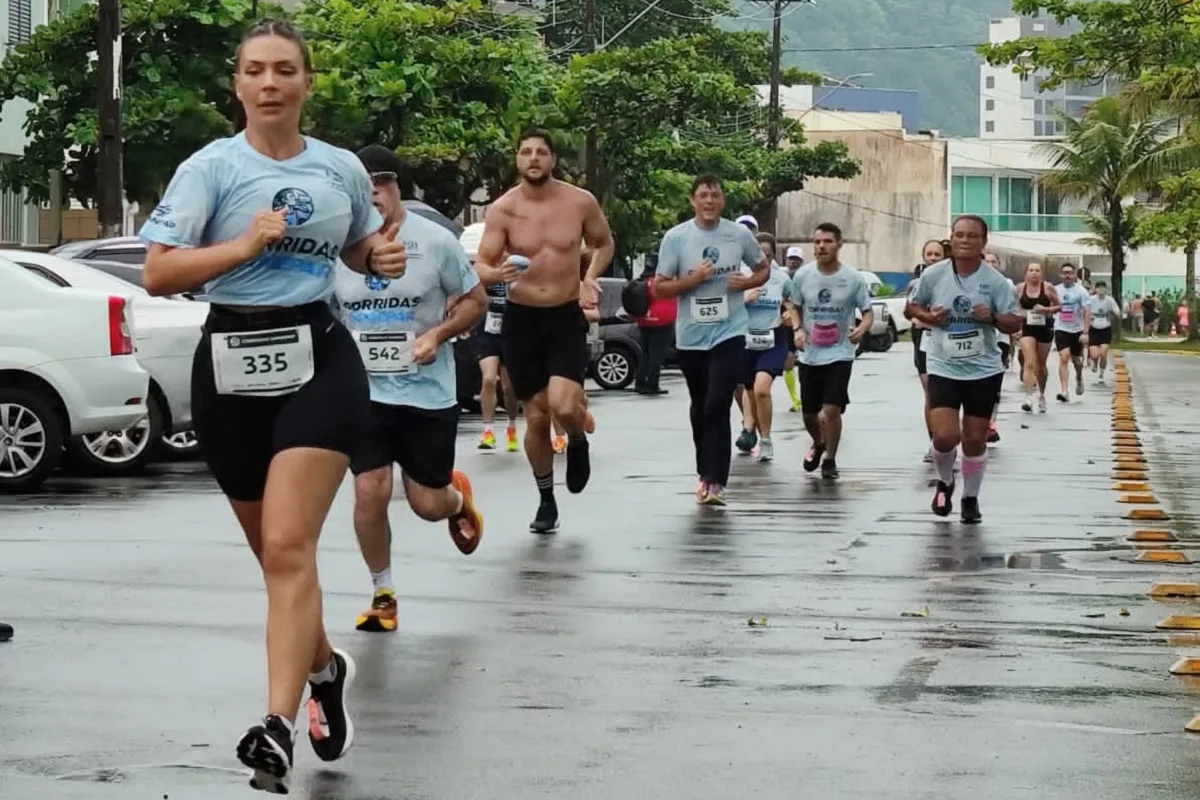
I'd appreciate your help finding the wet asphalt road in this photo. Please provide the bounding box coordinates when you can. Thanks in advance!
[3,346,1200,799]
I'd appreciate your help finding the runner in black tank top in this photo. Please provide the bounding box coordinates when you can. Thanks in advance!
[1015,263,1060,413]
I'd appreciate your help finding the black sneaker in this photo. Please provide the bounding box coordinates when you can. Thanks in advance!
[237,715,294,794]
[305,648,357,762]
[820,459,839,480]
[803,443,825,473]
[931,480,955,517]
[986,427,1000,444]
[961,496,982,524]
[1056,393,1068,403]
[530,498,559,534]
[735,428,757,453]
[565,435,590,494]
[0,621,11,642]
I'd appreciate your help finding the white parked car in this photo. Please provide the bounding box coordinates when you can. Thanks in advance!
[1,251,208,475]
[857,269,911,353]
[0,256,149,490]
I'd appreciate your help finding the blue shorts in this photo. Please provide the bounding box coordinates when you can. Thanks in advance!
[742,328,790,386]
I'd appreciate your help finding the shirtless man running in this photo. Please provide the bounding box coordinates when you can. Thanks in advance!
[475,130,615,533]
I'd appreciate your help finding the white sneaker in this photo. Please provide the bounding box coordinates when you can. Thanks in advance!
[756,439,774,462]
[1037,395,1047,414]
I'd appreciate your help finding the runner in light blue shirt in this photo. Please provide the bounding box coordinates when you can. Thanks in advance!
[1086,281,1121,383]
[740,235,794,462]
[1052,263,1092,401]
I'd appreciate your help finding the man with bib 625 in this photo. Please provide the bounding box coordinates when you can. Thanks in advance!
[332,144,487,634]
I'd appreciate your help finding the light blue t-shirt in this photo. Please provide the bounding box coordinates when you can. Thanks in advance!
[911,260,1019,380]
[790,263,872,366]
[1087,293,1120,329]
[655,218,764,350]
[745,265,793,334]
[139,133,383,306]
[1056,282,1091,333]
[331,212,478,410]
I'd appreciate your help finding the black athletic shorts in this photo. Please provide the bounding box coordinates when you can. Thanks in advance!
[475,331,505,362]
[1021,323,1054,344]
[191,302,369,502]
[927,373,1003,420]
[912,327,928,375]
[501,300,588,401]
[1054,330,1085,356]
[798,359,853,415]
[998,340,1011,370]
[351,403,458,489]
[1089,326,1113,346]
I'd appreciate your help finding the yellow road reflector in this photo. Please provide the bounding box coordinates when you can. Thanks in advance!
[1129,529,1178,542]
[1157,614,1200,630]
[1114,482,1151,491]
[1187,715,1200,733]
[1149,582,1200,598]
[1136,548,1189,563]
[1114,424,1140,432]
[1112,471,1148,481]
[1112,431,1140,439]
[1112,449,1145,458]
[1128,508,1171,521]
[1115,460,1147,470]
[1118,493,1158,504]
[1170,657,1200,675]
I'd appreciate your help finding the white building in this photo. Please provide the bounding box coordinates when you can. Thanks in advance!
[948,137,1185,296]
[0,0,52,245]
[980,16,1121,140]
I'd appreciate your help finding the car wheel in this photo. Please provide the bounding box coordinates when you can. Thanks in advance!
[67,393,164,476]
[158,429,201,460]
[0,387,65,492]
[592,345,636,391]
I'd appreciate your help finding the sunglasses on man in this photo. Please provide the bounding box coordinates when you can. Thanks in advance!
[370,171,397,187]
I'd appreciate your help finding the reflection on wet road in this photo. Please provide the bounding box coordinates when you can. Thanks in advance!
[2,349,1198,799]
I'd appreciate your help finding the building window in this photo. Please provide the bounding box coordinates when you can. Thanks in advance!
[985,76,995,89]
[984,120,995,133]
[1032,21,1045,32]
[997,176,1033,231]
[985,99,995,111]
[951,175,994,219]
[9,0,31,44]
[1034,99,1044,114]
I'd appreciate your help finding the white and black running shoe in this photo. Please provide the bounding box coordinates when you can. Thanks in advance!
[306,648,357,762]
[237,714,294,794]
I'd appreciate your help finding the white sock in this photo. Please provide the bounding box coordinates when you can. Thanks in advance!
[961,453,988,499]
[371,567,394,594]
[932,446,957,485]
[309,655,337,685]
[451,488,464,516]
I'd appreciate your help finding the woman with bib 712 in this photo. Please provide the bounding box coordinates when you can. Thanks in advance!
[140,19,407,795]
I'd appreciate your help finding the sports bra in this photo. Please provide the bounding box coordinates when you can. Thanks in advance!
[1019,282,1050,310]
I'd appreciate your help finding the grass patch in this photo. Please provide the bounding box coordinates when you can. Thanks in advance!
[1115,338,1200,354]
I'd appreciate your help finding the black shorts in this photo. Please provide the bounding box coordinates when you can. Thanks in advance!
[782,323,797,353]
[912,327,928,375]
[1021,324,1053,344]
[475,331,505,363]
[998,340,1011,369]
[1054,330,1084,356]
[742,328,790,386]
[191,302,369,502]
[350,403,458,489]
[1089,326,1113,346]
[927,373,1003,420]
[501,300,588,401]
[798,359,853,415]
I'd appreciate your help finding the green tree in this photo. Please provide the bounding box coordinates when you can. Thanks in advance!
[538,0,733,55]
[1135,171,1200,341]
[1036,98,1190,309]
[0,0,267,210]
[296,0,561,219]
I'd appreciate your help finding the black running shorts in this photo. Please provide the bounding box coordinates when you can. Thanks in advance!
[912,327,928,375]
[927,373,1003,420]
[798,358,853,415]
[501,300,588,401]
[350,403,458,489]
[191,302,369,502]
[1055,330,1085,356]
[1021,323,1053,344]
[1089,326,1113,346]
[474,331,505,363]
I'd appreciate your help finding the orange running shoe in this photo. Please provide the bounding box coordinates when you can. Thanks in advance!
[505,425,519,452]
[448,470,483,555]
[478,429,496,450]
[354,589,398,633]
[552,434,567,454]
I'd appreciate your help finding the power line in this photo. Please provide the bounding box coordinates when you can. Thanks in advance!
[784,43,982,53]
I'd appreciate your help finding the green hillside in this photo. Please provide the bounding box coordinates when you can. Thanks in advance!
[742,0,1015,136]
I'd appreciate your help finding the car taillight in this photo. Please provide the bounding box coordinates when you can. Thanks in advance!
[108,295,133,355]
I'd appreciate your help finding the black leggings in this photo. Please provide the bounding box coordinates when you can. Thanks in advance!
[676,336,745,486]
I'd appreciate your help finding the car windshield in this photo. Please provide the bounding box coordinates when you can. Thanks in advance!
[15,256,148,296]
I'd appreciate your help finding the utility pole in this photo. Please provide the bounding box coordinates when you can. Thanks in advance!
[97,0,124,239]
[583,0,598,193]
[761,0,785,233]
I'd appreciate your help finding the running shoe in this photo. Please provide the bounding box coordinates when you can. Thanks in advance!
[960,496,982,524]
[565,435,590,494]
[820,459,839,480]
[478,429,496,450]
[306,648,357,762]
[552,434,567,454]
[922,449,934,464]
[735,428,757,453]
[756,439,774,462]
[986,425,1000,444]
[696,479,708,503]
[702,485,727,506]
[1056,392,1068,403]
[1021,395,1033,413]
[354,589,398,633]
[789,402,801,413]
[803,442,826,473]
[931,480,955,517]
[530,498,559,534]
[448,470,483,555]
[0,621,11,642]
[237,715,294,795]
[1075,374,1085,396]
[1037,395,1047,413]
[505,426,519,452]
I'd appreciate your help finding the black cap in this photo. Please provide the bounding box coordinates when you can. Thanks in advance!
[356,144,403,177]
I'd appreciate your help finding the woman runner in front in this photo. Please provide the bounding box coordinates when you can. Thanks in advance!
[140,19,407,794]
[1014,262,1060,413]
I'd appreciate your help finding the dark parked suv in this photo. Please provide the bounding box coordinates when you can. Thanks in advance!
[590,277,676,391]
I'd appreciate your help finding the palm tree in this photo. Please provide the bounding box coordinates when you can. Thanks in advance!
[1037,96,1194,309]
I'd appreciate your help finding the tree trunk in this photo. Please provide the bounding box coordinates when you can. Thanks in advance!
[1109,200,1125,342]
[1187,241,1199,342]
